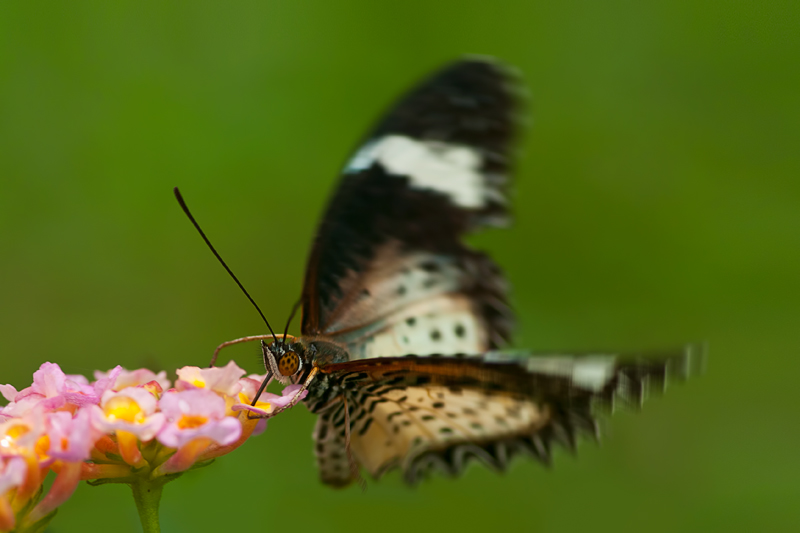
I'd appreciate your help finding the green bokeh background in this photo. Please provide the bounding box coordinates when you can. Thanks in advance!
[1,1,798,532]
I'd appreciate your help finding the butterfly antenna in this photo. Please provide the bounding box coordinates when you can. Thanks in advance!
[282,298,302,346]
[173,187,279,343]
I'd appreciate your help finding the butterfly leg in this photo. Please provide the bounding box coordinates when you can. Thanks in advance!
[267,366,320,418]
[243,367,319,420]
[342,396,367,491]
[247,366,319,420]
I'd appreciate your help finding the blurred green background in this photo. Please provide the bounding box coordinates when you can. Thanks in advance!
[1,1,798,532]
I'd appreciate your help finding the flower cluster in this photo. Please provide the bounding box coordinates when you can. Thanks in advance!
[0,361,304,532]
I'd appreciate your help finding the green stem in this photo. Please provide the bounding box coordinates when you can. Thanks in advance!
[130,478,164,533]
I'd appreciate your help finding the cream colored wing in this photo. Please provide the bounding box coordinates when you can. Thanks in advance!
[309,345,701,485]
[319,244,510,359]
[350,385,553,483]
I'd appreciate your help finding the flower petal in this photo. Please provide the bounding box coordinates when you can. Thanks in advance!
[175,361,245,397]
[0,385,17,404]
[26,461,82,524]
[0,456,27,494]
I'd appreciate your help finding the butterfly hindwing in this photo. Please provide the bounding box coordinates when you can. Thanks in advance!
[300,58,521,357]
[308,346,700,485]
[349,385,550,483]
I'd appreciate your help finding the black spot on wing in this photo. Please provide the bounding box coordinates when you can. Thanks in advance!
[358,417,374,436]
[419,261,440,273]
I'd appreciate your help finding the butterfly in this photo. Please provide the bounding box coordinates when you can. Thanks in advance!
[177,57,701,487]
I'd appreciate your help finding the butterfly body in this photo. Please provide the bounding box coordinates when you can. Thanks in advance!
[204,57,701,487]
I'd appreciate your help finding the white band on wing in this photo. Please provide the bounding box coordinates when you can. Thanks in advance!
[345,135,489,209]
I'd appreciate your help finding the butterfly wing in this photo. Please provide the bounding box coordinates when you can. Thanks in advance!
[300,58,521,358]
[308,345,702,486]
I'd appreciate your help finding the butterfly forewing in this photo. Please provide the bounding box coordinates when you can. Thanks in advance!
[300,58,520,358]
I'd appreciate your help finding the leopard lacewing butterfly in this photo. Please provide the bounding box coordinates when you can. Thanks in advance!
[177,57,702,487]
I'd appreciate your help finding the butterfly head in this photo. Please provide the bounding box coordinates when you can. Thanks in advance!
[277,349,301,377]
[261,337,352,384]
[261,339,308,384]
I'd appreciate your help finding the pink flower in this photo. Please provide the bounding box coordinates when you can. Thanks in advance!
[94,367,171,392]
[88,365,124,399]
[0,358,310,528]
[0,457,28,531]
[90,388,165,442]
[0,456,27,496]
[233,377,307,418]
[0,385,17,404]
[233,375,272,417]
[19,363,94,406]
[3,363,122,417]
[45,409,99,463]
[0,409,46,459]
[157,390,241,449]
[90,387,167,467]
[175,361,245,397]
[0,413,48,519]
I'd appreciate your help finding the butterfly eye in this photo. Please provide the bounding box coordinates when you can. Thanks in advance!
[277,351,302,377]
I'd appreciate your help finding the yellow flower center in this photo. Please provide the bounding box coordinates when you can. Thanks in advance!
[104,396,145,423]
[238,392,271,412]
[0,424,30,451]
[177,414,208,429]
[192,379,206,388]
[35,434,51,457]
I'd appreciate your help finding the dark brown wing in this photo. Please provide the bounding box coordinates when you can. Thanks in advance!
[308,345,703,486]
[300,58,522,358]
